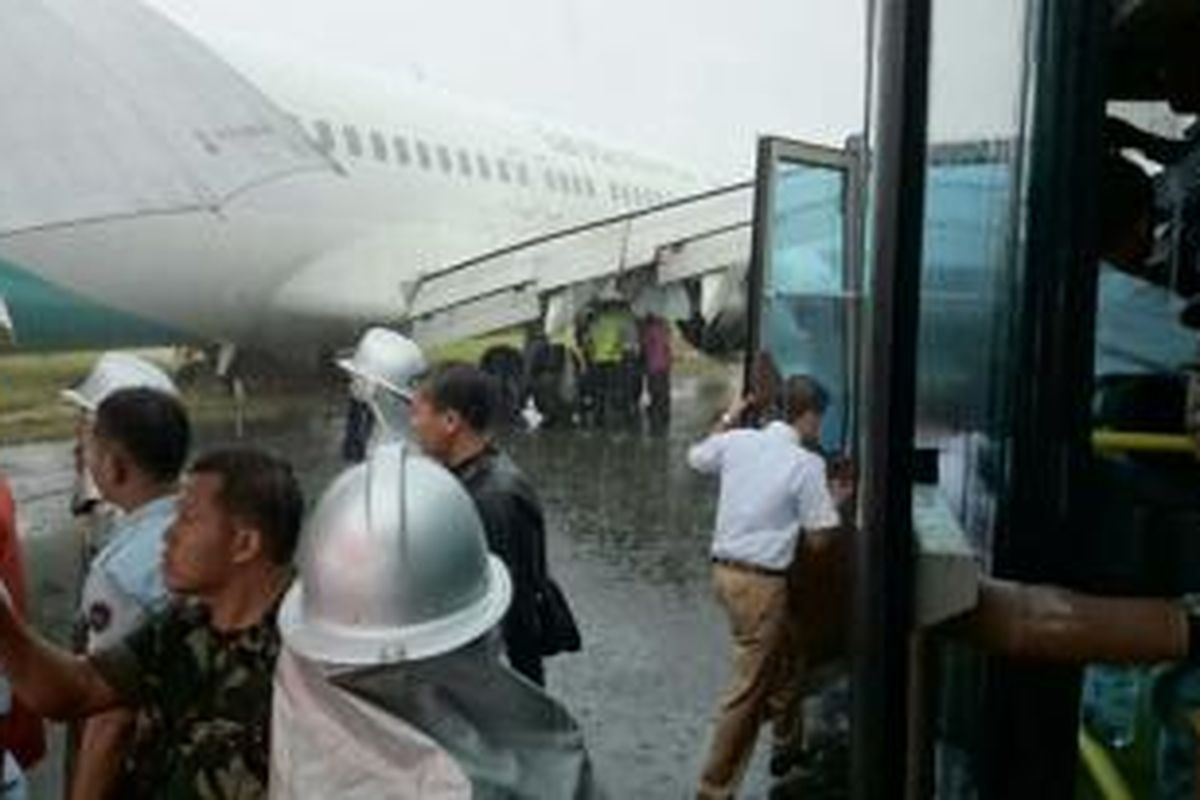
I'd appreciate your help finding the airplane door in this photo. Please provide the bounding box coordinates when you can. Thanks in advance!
[747,136,862,452]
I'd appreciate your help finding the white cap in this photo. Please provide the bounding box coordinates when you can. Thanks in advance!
[61,352,178,412]
[336,328,427,401]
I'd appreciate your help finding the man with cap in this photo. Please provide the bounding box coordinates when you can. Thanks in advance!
[336,327,428,460]
[273,441,596,798]
[688,375,842,800]
[62,352,179,553]
[69,387,189,799]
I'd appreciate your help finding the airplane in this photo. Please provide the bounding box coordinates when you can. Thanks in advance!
[0,11,757,378]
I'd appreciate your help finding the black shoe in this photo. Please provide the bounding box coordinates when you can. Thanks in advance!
[768,764,808,800]
[769,744,807,777]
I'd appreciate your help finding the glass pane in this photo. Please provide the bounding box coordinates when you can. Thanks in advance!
[912,0,1030,794]
[761,158,850,450]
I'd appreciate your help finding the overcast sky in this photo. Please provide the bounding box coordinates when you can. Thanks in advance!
[153,0,866,181]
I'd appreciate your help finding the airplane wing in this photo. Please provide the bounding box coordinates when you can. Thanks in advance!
[0,0,335,238]
[403,181,754,346]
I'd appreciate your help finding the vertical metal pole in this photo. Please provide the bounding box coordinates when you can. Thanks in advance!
[743,136,776,388]
[852,0,931,796]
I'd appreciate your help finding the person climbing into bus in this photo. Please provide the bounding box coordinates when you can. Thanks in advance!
[688,374,842,800]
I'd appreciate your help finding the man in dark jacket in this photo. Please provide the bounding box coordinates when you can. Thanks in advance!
[410,363,549,684]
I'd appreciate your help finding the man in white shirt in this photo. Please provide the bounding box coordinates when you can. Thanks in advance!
[688,375,840,800]
[71,387,189,800]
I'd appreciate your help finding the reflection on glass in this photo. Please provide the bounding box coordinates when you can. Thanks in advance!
[913,0,1029,795]
[763,159,849,449]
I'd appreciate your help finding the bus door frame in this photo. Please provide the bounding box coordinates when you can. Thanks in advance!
[746,135,865,452]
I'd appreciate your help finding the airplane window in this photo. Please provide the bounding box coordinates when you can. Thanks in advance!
[457,149,473,177]
[476,154,491,180]
[584,177,596,197]
[496,159,511,183]
[437,145,453,173]
[544,169,558,192]
[343,125,363,157]
[313,120,335,153]
[370,131,388,162]
[416,140,432,170]
[610,183,620,202]
[516,162,530,187]
[570,174,584,195]
[394,136,411,165]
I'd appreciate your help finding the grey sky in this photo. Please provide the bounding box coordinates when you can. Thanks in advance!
[154,0,866,180]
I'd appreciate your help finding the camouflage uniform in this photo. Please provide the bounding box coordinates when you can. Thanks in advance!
[91,599,283,800]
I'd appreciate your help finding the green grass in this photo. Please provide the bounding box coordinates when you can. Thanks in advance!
[0,328,733,443]
[0,349,315,444]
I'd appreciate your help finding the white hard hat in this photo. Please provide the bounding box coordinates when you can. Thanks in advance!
[279,442,511,665]
[61,352,178,412]
[337,328,427,401]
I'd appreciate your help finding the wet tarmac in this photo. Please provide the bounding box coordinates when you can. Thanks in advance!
[6,374,838,798]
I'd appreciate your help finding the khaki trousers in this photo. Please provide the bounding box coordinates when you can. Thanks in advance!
[697,564,800,800]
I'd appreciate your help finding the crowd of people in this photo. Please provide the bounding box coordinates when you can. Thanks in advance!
[0,320,851,799]
[478,300,674,436]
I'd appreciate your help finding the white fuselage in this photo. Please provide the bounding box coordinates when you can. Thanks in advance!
[0,33,705,361]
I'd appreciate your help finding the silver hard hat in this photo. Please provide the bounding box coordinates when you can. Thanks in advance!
[279,441,511,665]
[61,352,179,412]
[336,328,427,401]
